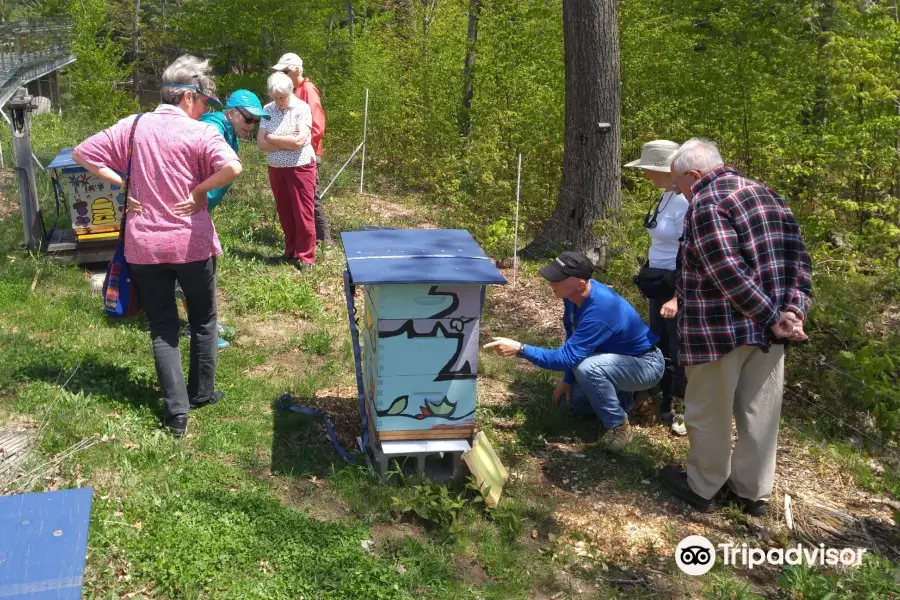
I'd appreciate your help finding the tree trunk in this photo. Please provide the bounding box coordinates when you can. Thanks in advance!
[522,0,621,266]
[458,0,481,138]
[133,0,141,101]
[345,0,355,42]
[324,14,335,87]
[812,0,835,129]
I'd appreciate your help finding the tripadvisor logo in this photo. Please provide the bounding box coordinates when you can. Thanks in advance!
[675,535,868,575]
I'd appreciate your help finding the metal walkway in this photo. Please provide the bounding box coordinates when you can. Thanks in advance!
[0,19,75,112]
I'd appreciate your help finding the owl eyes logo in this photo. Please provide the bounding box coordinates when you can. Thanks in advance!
[680,546,712,565]
[675,535,716,575]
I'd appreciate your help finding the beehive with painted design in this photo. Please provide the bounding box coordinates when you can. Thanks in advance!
[342,229,506,441]
[48,148,124,241]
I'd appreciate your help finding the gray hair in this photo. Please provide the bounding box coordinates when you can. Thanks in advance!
[267,72,294,97]
[160,55,216,105]
[670,138,725,176]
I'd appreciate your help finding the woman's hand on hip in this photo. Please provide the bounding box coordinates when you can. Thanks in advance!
[173,190,206,217]
[126,196,142,214]
[660,297,678,319]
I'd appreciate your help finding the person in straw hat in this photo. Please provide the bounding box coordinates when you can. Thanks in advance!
[625,140,690,435]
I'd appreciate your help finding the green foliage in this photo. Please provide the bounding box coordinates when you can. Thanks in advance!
[390,479,468,535]
[299,329,333,356]
[837,342,900,437]
[217,261,322,317]
[67,0,137,123]
[778,556,900,599]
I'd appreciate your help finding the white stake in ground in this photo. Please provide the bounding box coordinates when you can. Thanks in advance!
[513,152,522,287]
[359,88,369,194]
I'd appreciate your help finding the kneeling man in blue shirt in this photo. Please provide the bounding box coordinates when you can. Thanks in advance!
[484,252,664,450]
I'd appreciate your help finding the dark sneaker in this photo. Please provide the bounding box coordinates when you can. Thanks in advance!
[722,487,768,517]
[265,255,292,265]
[190,391,224,411]
[166,414,187,438]
[660,466,717,513]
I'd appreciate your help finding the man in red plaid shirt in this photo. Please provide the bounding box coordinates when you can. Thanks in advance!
[660,139,812,516]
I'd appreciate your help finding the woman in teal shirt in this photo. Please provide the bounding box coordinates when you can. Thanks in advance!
[193,90,269,347]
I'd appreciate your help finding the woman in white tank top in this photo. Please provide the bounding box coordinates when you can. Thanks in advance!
[625,140,689,435]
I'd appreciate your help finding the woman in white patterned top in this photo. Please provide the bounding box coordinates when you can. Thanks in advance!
[257,71,317,268]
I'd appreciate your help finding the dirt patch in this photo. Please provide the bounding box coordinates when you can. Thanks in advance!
[234,316,316,349]
[877,304,900,338]
[243,348,327,379]
[0,168,16,222]
[370,521,428,549]
[308,387,364,452]
[453,554,491,585]
[482,267,564,342]
[329,192,437,230]
[276,477,356,522]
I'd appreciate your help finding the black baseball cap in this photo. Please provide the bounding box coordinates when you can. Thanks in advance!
[538,251,595,282]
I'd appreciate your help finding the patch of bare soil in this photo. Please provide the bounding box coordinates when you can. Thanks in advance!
[453,554,491,585]
[329,192,437,230]
[482,267,564,342]
[275,477,356,522]
[276,386,362,453]
[370,521,427,550]
[233,316,316,349]
[243,348,327,379]
[877,304,900,338]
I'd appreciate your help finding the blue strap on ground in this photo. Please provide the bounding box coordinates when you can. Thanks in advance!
[276,270,369,463]
[343,268,370,453]
[278,393,350,463]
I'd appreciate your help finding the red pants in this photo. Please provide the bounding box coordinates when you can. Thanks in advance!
[268,163,317,264]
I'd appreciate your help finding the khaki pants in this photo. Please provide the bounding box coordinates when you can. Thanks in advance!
[684,345,784,501]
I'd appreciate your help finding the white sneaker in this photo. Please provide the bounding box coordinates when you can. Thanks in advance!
[670,414,687,436]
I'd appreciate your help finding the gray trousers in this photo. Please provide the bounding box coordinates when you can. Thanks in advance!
[684,345,785,501]
[314,157,331,243]
[130,258,217,419]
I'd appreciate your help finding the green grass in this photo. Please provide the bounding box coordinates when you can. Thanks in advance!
[2,114,899,599]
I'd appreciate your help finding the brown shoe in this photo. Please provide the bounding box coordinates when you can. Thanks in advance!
[630,391,657,426]
[599,420,632,451]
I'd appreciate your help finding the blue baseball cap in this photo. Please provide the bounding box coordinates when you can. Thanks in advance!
[224,89,269,119]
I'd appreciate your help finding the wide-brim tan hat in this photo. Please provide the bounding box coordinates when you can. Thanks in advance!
[272,52,303,71]
[624,139,680,172]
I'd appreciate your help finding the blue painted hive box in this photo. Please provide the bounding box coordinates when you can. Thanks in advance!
[342,229,507,441]
[48,148,124,241]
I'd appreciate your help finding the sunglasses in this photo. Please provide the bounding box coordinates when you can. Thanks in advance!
[163,82,223,108]
[235,107,260,125]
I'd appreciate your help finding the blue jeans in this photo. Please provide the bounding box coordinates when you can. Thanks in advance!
[563,348,665,429]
